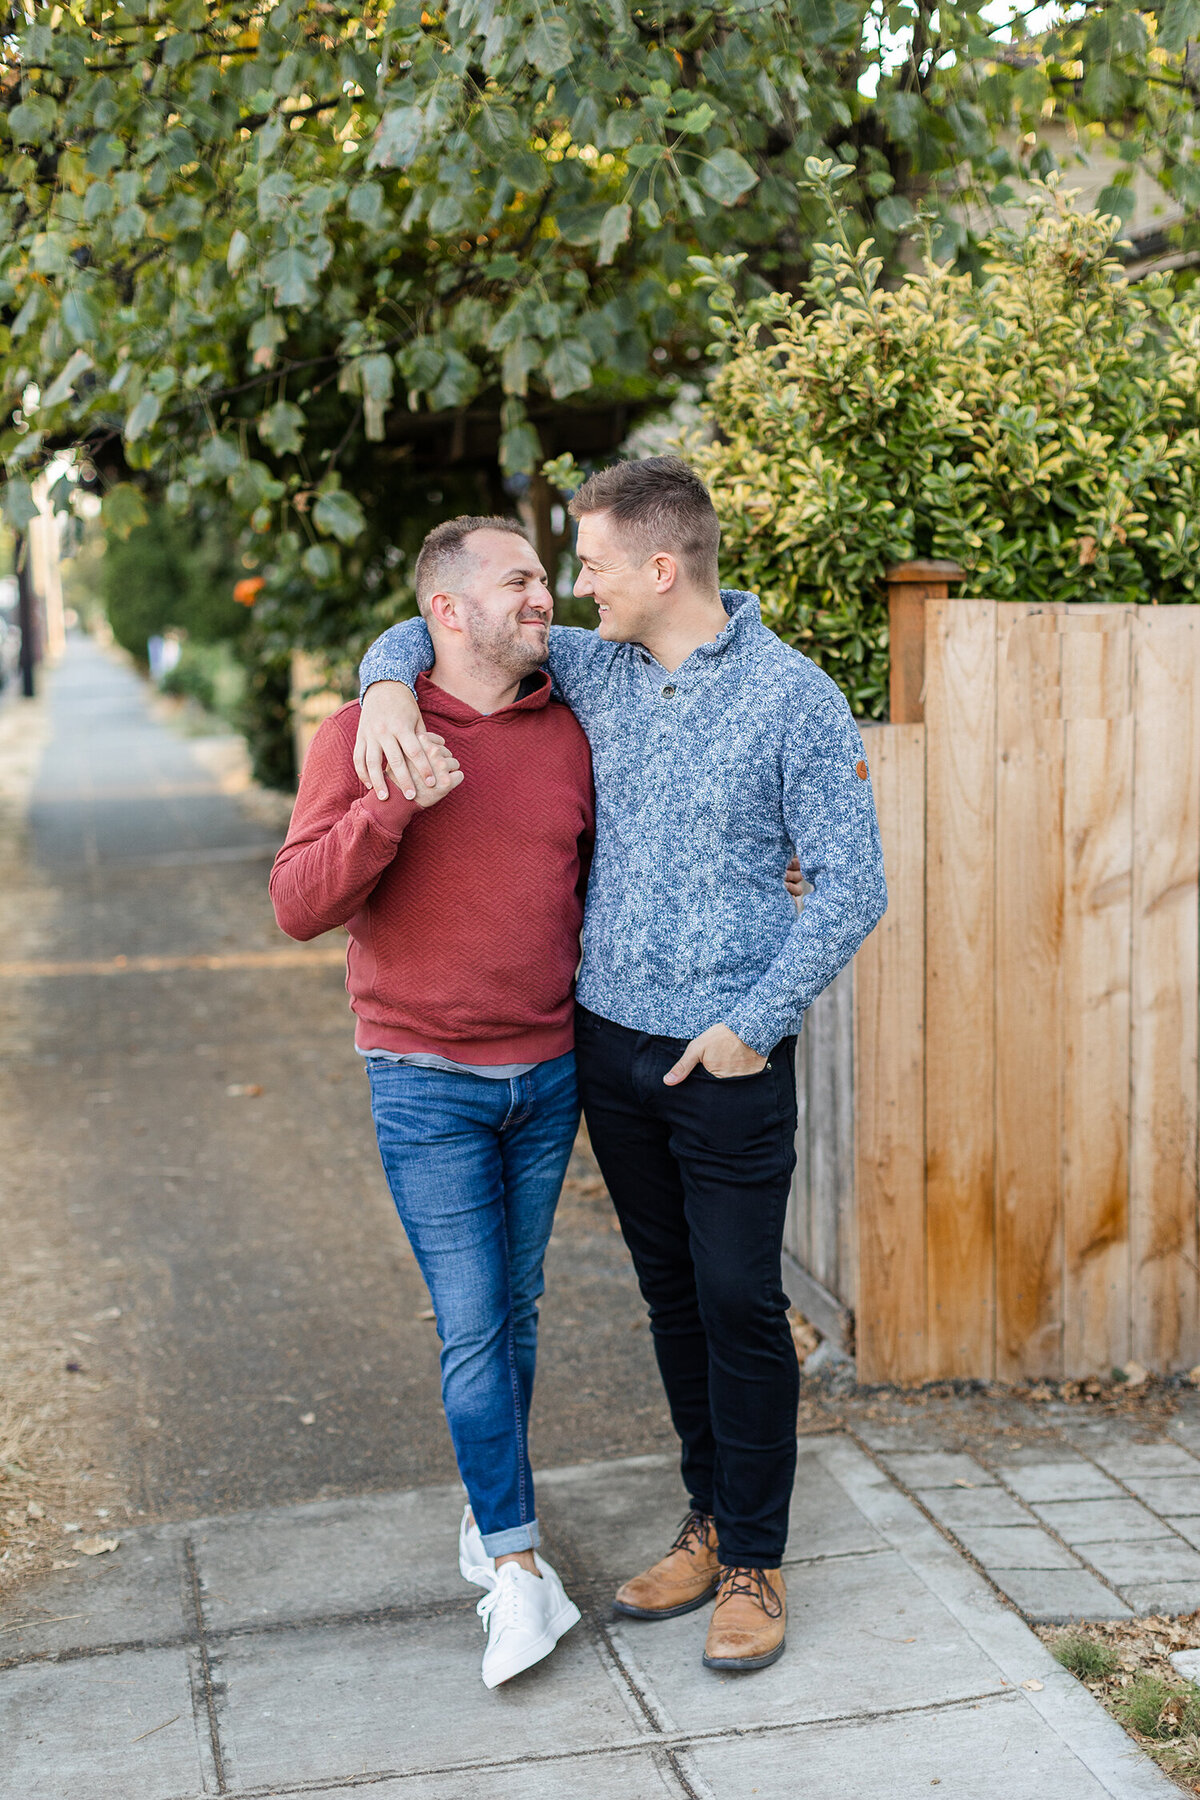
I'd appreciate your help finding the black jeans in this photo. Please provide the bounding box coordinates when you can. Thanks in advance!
[575,1005,800,1566]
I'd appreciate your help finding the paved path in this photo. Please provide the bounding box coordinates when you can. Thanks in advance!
[1,1442,1178,1800]
[0,637,669,1518]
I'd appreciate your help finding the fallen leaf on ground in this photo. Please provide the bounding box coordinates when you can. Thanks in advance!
[25,1501,44,1520]
[952,1478,976,1489]
[299,1413,315,1426]
[50,1559,78,1570]
[1120,1359,1148,1387]
[226,1083,263,1098]
[76,1535,119,1556]
[1020,1678,1044,1691]
[417,1308,436,1321]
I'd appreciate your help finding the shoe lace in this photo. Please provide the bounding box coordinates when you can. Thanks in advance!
[714,1565,783,1619]
[668,1508,714,1559]
[477,1564,523,1634]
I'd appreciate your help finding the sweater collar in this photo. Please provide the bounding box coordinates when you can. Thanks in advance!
[415,667,552,725]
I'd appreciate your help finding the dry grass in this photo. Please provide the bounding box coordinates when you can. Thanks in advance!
[1039,1616,1200,1791]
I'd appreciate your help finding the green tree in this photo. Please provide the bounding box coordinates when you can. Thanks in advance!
[679,167,1200,719]
[1,1,1198,658]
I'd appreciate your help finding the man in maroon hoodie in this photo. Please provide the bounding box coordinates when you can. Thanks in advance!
[270,517,593,1690]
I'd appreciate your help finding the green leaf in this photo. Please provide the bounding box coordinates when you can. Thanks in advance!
[257,401,305,456]
[1,478,39,531]
[301,542,339,582]
[1159,0,1200,52]
[312,487,366,544]
[677,102,717,135]
[639,197,662,229]
[348,181,385,226]
[125,391,161,442]
[227,229,250,273]
[101,483,148,540]
[597,202,631,267]
[1097,183,1135,223]
[527,15,573,75]
[697,147,757,205]
[261,247,322,307]
[875,195,916,232]
[42,349,93,408]
[61,287,100,346]
[428,192,465,233]
[544,339,592,398]
[368,105,426,170]
[1082,64,1124,115]
[499,416,541,475]
[8,96,56,145]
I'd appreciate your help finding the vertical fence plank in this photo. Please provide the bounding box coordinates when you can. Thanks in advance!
[924,600,997,1379]
[1062,611,1134,1376]
[1131,610,1200,1370]
[855,724,926,1382]
[994,607,1065,1378]
[831,965,858,1313]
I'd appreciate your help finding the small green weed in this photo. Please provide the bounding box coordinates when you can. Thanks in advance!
[1050,1632,1119,1680]
[1116,1672,1200,1739]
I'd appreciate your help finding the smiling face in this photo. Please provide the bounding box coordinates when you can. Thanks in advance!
[572,510,672,644]
[434,528,553,679]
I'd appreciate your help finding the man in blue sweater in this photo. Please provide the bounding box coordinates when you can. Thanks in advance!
[354,457,886,1674]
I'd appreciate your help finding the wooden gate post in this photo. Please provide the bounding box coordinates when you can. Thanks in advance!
[886,561,964,723]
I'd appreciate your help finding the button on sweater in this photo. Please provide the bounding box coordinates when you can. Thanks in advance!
[360,592,887,1056]
[270,671,594,1064]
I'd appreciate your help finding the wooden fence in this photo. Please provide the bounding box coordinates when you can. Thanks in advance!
[785,576,1200,1384]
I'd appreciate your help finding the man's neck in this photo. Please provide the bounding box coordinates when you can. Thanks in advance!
[639,592,730,674]
[427,653,522,717]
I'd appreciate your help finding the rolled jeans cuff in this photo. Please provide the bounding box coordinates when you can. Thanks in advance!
[480,1518,541,1557]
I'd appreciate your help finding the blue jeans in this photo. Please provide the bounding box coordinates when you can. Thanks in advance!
[367,1051,580,1555]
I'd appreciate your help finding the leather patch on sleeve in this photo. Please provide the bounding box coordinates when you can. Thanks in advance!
[855,759,869,780]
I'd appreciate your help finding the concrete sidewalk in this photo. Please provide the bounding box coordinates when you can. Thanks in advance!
[1,1439,1177,1800]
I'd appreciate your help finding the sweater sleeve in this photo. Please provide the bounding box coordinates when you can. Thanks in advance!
[269,712,419,940]
[722,699,888,1055]
[359,616,613,721]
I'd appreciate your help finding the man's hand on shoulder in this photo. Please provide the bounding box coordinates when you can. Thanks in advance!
[663,1023,767,1086]
[409,733,463,809]
[354,680,441,801]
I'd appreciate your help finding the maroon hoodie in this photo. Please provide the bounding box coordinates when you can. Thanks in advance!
[270,671,594,1064]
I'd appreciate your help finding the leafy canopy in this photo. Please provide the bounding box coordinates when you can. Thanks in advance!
[683,166,1200,719]
[2,2,1199,651]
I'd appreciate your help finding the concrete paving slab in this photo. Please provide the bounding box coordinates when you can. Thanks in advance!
[1087,1444,1200,1480]
[1118,1476,1200,1516]
[880,1451,997,1489]
[608,1549,1005,1736]
[954,1526,1083,1570]
[914,1485,1031,1529]
[1031,1499,1172,1545]
[213,1610,640,1789]
[1171,1649,1200,1682]
[992,1570,1132,1622]
[1000,1461,1124,1503]
[260,1745,687,1800]
[688,1692,1161,1800]
[0,1646,209,1800]
[1080,1539,1200,1586]
[0,1525,189,1655]
[1122,1584,1200,1618]
[536,1443,885,1585]
[191,1481,470,1631]
[1161,1516,1200,1553]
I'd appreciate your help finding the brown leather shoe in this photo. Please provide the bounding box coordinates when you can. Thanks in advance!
[613,1510,720,1620]
[702,1566,786,1671]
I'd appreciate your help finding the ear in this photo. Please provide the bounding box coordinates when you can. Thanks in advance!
[649,552,679,595]
[428,591,464,631]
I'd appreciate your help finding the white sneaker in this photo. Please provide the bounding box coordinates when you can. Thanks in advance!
[477,1560,581,1689]
[459,1507,496,1589]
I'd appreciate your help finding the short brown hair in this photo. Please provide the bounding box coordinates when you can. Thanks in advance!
[567,456,720,588]
[414,515,530,616]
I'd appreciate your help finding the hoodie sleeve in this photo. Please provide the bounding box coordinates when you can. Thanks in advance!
[269,711,420,940]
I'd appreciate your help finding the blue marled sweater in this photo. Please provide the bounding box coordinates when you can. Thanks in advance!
[359,590,887,1055]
